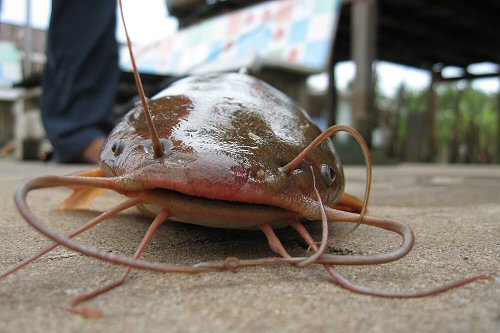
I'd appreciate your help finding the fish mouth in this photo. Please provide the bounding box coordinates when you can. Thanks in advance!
[126,187,297,230]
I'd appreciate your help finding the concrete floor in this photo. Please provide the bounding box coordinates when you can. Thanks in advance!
[0,160,498,333]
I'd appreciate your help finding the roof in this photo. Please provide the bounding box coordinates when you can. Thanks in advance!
[168,0,500,73]
[333,0,500,71]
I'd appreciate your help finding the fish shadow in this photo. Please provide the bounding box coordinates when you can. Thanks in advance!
[59,209,320,267]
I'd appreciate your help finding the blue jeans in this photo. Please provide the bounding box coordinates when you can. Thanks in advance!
[41,0,118,163]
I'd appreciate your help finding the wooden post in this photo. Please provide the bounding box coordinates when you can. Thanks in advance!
[386,84,404,158]
[423,69,438,161]
[23,0,33,78]
[449,87,464,163]
[351,0,377,148]
[326,61,338,126]
[497,77,500,163]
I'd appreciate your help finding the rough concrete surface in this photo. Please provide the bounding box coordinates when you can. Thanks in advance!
[0,160,498,333]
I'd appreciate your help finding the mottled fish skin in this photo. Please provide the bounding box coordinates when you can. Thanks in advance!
[100,73,345,214]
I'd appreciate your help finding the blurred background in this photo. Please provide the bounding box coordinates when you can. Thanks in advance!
[0,0,498,164]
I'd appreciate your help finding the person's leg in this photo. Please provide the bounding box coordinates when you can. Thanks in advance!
[41,0,118,163]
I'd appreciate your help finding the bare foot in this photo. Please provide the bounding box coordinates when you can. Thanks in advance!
[81,137,105,163]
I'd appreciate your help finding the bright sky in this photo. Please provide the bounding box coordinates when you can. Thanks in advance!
[0,0,178,45]
[1,0,498,95]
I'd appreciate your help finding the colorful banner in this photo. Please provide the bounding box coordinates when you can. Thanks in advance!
[121,0,340,75]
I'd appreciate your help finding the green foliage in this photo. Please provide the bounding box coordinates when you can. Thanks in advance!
[380,82,498,163]
[437,84,497,162]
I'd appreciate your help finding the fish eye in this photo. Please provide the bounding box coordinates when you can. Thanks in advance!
[321,164,336,186]
[111,139,125,156]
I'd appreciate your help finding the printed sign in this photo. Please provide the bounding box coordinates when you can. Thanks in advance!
[121,0,340,75]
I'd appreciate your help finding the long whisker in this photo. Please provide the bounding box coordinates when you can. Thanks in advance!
[13,173,490,298]
[324,265,489,298]
[292,218,489,297]
[1,198,141,280]
[259,224,291,258]
[14,176,235,273]
[281,125,372,239]
[117,0,164,158]
[294,165,329,268]
[68,209,169,318]
[195,210,415,269]
[12,176,389,273]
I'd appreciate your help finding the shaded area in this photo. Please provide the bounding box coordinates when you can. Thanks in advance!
[334,0,500,70]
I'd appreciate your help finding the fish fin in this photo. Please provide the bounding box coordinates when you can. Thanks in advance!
[59,168,108,210]
[333,192,364,214]
[70,168,107,178]
[60,187,108,210]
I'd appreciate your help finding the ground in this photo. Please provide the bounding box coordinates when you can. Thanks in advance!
[0,161,498,333]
